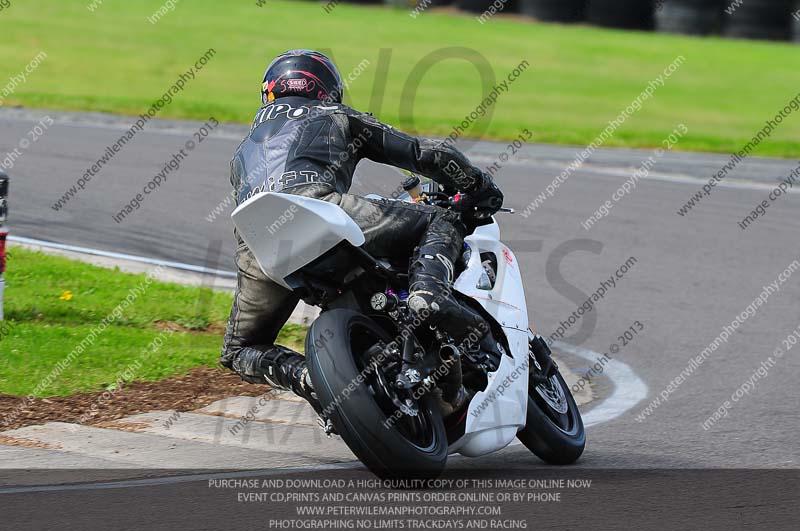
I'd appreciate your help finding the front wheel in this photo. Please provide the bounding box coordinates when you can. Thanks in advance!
[517,335,585,464]
[306,309,448,480]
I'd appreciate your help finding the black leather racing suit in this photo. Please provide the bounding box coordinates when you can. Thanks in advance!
[220,96,497,396]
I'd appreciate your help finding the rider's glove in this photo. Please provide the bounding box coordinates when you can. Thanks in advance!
[460,172,503,220]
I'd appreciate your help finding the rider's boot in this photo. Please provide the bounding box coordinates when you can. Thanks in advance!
[407,242,490,349]
[407,236,488,415]
[234,346,324,416]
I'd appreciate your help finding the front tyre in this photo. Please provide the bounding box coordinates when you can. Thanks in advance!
[517,334,585,464]
[306,309,448,480]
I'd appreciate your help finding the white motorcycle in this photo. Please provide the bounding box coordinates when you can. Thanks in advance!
[232,177,584,480]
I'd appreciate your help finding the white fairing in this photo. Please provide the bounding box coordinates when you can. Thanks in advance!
[449,222,530,457]
[231,192,365,288]
[232,193,530,458]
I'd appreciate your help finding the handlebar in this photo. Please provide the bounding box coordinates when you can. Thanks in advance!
[431,192,513,218]
[400,174,511,218]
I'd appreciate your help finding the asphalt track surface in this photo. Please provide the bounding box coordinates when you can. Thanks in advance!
[2,108,799,528]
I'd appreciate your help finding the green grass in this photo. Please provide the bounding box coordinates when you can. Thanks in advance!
[2,1,799,156]
[0,248,305,396]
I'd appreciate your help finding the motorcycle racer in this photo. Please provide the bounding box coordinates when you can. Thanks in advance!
[220,49,504,410]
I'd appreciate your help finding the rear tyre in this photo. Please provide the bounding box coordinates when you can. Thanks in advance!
[306,309,448,480]
[517,335,585,464]
[455,0,499,13]
[723,0,794,40]
[656,1,725,36]
[586,0,655,30]
[795,8,800,42]
[519,0,586,22]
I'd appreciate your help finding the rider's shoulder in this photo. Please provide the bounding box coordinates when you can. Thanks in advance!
[310,100,350,114]
[336,104,380,124]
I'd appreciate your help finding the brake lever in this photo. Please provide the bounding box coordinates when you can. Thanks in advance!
[450,193,512,218]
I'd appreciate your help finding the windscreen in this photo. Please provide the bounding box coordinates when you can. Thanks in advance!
[349,159,436,201]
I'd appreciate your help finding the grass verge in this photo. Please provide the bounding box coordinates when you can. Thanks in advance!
[0,247,305,397]
[1,1,799,156]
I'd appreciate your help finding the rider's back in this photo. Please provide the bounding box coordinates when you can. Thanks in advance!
[231,96,363,203]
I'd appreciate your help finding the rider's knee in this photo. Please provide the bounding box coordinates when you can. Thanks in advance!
[434,207,461,225]
[430,208,464,236]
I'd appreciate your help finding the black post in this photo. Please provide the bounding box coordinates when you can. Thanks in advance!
[0,171,8,321]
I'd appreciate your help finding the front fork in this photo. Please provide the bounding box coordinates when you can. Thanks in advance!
[528,330,558,385]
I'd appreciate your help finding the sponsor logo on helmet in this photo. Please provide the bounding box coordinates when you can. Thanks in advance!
[286,78,310,91]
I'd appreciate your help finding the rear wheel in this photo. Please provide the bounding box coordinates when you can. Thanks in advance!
[656,1,725,36]
[517,334,585,464]
[519,0,586,22]
[306,309,448,480]
[723,0,794,41]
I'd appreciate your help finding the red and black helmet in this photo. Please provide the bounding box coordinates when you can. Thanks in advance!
[261,49,344,105]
